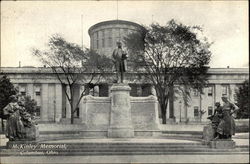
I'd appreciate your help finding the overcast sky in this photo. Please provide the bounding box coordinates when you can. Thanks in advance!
[1,0,248,68]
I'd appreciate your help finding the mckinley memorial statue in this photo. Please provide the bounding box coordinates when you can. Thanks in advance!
[112,41,128,83]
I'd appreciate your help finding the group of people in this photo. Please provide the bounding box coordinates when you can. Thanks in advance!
[208,96,239,139]
[3,95,34,141]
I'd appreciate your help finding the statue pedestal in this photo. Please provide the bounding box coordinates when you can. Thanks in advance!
[6,125,39,148]
[25,125,39,140]
[210,139,236,149]
[202,124,215,144]
[108,83,134,138]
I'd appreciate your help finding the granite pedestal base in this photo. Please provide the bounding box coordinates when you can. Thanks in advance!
[210,139,236,149]
[203,124,215,144]
[108,83,134,138]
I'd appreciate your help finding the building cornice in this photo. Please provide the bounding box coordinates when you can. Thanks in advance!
[88,19,144,35]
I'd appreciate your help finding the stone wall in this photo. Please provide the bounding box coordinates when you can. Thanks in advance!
[82,95,110,130]
[80,94,160,137]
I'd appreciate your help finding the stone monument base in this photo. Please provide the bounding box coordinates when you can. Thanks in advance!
[108,83,135,138]
[209,139,235,149]
[6,125,39,148]
[202,124,215,145]
[25,125,39,140]
[108,127,134,138]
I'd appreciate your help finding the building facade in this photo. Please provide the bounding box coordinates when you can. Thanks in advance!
[0,67,248,123]
[0,20,249,124]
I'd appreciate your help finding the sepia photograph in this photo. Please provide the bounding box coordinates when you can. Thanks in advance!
[0,0,249,163]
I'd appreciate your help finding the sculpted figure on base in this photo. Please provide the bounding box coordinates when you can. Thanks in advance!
[3,95,37,141]
[207,96,238,140]
[112,41,128,83]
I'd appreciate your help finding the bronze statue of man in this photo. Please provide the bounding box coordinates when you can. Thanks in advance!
[112,41,127,83]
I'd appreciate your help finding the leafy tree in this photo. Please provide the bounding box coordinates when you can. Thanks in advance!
[22,95,37,116]
[32,34,108,124]
[0,75,17,131]
[236,79,249,119]
[124,19,212,124]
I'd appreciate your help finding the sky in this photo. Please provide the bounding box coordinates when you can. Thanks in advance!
[1,0,249,68]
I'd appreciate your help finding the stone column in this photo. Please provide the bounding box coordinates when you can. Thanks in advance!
[169,85,174,119]
[55,84,62,122]
[229,84,236,102]
[214,84,222,103]
[108,83,134,138]
[65,85,71,118]
[79,85,85,123]
[27,83,34,99]
[41,84,49,121]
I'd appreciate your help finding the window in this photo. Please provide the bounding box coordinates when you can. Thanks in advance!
[108,29,113,47]
[222,85,228,96]
[124,29,128,35]
[208,86,213,96]
[108,37,112,47]
[194,107,199,117]
[96,32,99,49]
[19,85,26,96]
[35,86,41,96]
[96,31,99,39]
[194,106,199,117]
[208,106,213,115]
[102,38,105,47]
[96,39,99,49]
[101,30,105,48]
[102,30,105,38]
[36,106,41,117]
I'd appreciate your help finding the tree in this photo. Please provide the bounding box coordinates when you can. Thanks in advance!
[124,19,212,124]
[22,95,37,116]
[0,75,17,131]
[236,79,249,119]
[32,34,108,124]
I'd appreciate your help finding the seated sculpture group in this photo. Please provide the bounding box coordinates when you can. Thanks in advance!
[3,95,36,141]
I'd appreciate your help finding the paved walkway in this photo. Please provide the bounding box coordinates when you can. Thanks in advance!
[1,133,249,146]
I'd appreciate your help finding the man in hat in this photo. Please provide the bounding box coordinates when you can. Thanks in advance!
[112,41,127,83]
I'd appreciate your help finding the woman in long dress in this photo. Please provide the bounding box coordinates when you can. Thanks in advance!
[3,95,25,141]
[215,96,238,139]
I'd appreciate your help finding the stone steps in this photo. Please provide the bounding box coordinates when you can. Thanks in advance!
[1,142,248,156]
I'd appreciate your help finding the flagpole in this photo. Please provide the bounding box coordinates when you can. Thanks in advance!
[81,14,83,50]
